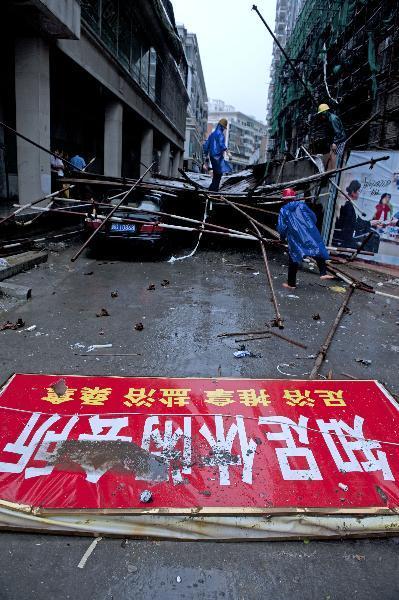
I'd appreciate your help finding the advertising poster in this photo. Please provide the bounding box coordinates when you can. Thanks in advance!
[0,373,398,513]
[331,150,399,267]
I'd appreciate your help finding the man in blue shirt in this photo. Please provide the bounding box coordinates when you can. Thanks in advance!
[70,153,86,171]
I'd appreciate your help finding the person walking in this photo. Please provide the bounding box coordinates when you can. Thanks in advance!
[277,188,334,289]
[203,119,232,191]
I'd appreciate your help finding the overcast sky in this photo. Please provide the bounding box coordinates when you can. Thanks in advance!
[172,0,276,123]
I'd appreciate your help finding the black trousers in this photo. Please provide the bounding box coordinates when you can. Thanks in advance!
[288,255,327,287]
[209,172,222,192]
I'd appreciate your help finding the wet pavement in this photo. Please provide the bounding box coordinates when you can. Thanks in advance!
[0,240,399,599]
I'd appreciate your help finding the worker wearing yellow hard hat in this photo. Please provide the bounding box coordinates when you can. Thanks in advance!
[317,103,330,114]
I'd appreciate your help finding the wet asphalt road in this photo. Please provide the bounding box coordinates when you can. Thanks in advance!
[0,240,398,599]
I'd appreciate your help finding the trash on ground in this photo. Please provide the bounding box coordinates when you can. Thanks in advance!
[234,350,253,358]
[338,483,349,492]
[287,294,300,299]
[356,358,372,366]
[87,343,113,352]
[111,291,118,298]
[312,313,321,321]
[0,318,25,331]
[84,271,94,276]
[96,308,110,317]
[176,576,182,583]
[77,537,102,569]
[25,325,37,331]
[161,279,170,286]
[135,322,144,331]
[147,284,156,291]
[391,346,399,353]
[330,286,347,293]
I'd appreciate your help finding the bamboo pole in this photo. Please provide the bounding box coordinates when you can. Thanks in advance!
[251,221,284,328]
[309,285,355,379]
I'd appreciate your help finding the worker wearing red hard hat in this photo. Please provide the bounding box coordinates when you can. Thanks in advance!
[277,188,334,289]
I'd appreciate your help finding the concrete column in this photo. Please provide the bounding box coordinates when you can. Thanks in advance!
[172,150,182,177]
[140,127,153,180]
[159,140,171,176]
[104,100,123,177]
[15,37,51,205]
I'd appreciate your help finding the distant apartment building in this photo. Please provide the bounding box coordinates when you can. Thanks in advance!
[207,100,267,172]
[266,0,304,139]
[177,25,208,171]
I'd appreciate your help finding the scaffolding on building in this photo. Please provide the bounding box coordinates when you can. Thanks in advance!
[269,0,399,156]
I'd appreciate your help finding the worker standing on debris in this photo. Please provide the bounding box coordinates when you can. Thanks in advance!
[315,104,346,168]
[277,188,334,289]
[203,119,232,191]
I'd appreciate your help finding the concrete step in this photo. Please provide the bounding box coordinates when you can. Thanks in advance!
[0,250,48,282]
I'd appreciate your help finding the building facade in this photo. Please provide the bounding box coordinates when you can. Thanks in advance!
[207,100,267,172]
[266,0,304,139]
[268,0,399,158]
[0,0,189,205]
[177,25,208,172]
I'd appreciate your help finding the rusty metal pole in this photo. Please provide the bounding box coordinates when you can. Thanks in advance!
[70,162,154,262]
[309,285,355,379]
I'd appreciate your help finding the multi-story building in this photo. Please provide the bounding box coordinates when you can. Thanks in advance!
[177,25,208,172]
[268,0,399,158]
[266,0,304,140]
[0,0,189,205]
[207,100,267,172]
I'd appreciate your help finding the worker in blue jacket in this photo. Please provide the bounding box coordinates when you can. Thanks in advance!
[277,188,334,289]
[203,118,232,191]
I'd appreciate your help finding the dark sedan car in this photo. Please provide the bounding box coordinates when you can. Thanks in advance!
[85,192,169,256]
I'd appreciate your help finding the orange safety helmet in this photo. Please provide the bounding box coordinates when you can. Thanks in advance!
[282,188,296,200]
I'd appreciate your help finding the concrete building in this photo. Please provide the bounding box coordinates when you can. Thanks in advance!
[0,0,189,205]
[177,25,208,172]
[207,100,267,172]
[265,0,304,139]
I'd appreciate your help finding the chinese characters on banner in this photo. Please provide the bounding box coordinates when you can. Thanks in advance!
[0,374,398,511]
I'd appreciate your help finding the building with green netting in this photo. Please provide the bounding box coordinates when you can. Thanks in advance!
[269,0,399,157]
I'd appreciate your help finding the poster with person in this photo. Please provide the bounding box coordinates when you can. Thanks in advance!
[331,150,399,267]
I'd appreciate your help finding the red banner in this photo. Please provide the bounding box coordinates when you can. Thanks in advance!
[0,374,398,512]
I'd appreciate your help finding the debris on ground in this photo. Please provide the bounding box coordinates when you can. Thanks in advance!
[356,358,372,366]
[312,313,321,321]
[111,291,118,298]
[51,378,67,397]
[234,350,253,358]
[330,285,347,293]
[77,537,103,569]
[0,318,25,331]
[25,325,37,332]
[135,322,144,331]
[84,271,94,276]
[338,483,349,492]
[147,284,156,291]
[96,308,110,317]
[0,258,10,270]
[161,279,170,287]
[87,343,113,352]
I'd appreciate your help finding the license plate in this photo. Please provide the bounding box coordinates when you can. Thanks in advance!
[110,223,136,232]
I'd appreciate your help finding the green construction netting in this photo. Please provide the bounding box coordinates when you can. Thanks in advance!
[270,0,358,136]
